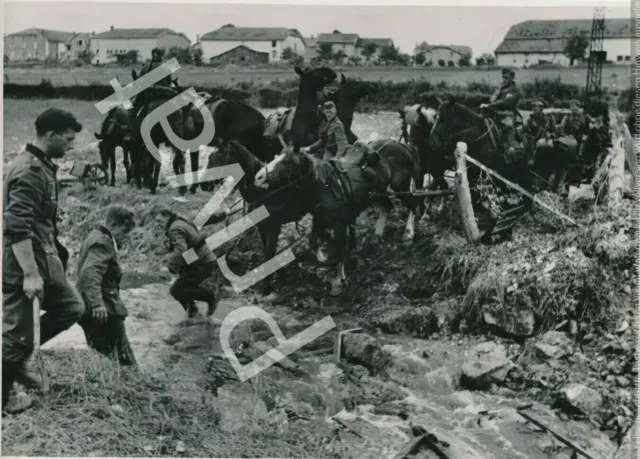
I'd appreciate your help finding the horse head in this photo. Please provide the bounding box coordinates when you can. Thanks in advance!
[294,65,337,93]
[399,99,440,145]
[428,96,467,152]
[325,74,375,110]
[254,146,309,191]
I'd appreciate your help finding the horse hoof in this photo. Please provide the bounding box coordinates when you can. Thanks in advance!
[315,248,329,263]
[402,231,415,243]
[263,292,279,303]
[190,187,198,194]
[178,186,188,196]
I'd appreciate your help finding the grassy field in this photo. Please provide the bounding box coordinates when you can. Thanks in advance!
[5,64,633,88]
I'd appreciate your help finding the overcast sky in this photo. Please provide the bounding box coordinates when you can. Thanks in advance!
[3,1,632,57]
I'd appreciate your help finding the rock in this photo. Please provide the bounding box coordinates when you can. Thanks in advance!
[616,320,630,334]
[616,376,630,387]
[416,366,461,395]
[391,353,430,375]
[534,331,573,360]
[460,342,514,390]
[559,384,603,415]
[341,333,392,374]
[110,404,124,415]
[613,420,637,459]
[483,308,536,338]
[582,333,596,343]
[370,305,439,338]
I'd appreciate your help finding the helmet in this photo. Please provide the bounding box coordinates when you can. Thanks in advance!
[501,67,515,78]
[531,100,545,108]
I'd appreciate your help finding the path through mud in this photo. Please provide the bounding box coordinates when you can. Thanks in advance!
[43,273,618,459]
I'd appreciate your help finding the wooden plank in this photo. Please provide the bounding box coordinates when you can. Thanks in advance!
[454,143,481,243]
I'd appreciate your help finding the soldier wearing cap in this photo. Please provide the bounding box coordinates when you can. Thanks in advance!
[559,99,590,161]
[480,67,523,162]
[302,101,348,161]
[525,99,558,150]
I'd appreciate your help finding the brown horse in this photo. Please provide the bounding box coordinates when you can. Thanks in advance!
[94,105,132,186]
[254,140,424,295]
[263,65,337,155]
[128,80,189,194]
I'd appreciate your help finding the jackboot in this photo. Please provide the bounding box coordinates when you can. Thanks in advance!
[2,361,34,415]
[14,361,43,390]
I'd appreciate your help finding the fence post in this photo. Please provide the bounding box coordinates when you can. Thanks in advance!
[454,142,481,243]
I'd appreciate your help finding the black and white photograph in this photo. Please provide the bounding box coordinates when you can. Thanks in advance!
[1,0,637,457]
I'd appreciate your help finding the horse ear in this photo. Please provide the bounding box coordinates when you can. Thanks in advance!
[341,74,346,85]
[172,77,179,86]
[131,69,138,80]
[294,66,304,76]
[397,107,405,118]
[94,132,102,140]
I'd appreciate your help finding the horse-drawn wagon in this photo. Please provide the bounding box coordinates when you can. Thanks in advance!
[58,161,108,188]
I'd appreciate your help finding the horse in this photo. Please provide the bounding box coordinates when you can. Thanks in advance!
[428,96,532,208]
[202,140,312,297]
[128,75,188,195]
[253,140,425,296]
[324,74,377,144]
[94,105,132,186]
[263,65,337,155]
[182,92,271,170]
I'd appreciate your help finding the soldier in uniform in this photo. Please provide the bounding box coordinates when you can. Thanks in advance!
[480,67,523,163]
[150,205,226,321]
[3,108,86,414]
[525,100,558,159]
[558,99,590,161]
[302,101,348,161]
[77,205,137,367]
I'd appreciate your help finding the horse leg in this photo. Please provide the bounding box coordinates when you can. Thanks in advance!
[261,224,282,299]
[373,196,393,241]
[189,150,199,194]
[123,145,131,184]
[329,224,349,296]
[172,148,187,195]
[110,147,116,186]
[310,217,329,263]
[99,146,110,186]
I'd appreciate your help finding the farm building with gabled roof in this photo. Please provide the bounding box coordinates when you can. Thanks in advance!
[89,26,191,65]
[414,42,473,67]
[494,18,632,67]
[4,28,75,62]
[314,32,394,64]
[200,24,305,63]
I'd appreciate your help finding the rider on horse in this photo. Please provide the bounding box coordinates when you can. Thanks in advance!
[302,101,348,161]
[480,67,523,164]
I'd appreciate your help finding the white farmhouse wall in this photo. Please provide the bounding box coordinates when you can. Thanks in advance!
[201,35,304,62]
[603,38,631,63]
[157,34,191,52]
[90,38,156,64]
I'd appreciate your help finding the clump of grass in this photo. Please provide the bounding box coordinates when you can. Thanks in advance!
[2,349,339,458]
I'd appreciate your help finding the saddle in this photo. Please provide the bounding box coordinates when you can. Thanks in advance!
[264,106,296,139]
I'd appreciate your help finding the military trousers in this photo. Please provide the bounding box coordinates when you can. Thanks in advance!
[78,314,137,366]
[3,280,85,364]
[169,262,219,312]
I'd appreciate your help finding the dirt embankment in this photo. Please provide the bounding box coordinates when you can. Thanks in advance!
[2,152,636,457]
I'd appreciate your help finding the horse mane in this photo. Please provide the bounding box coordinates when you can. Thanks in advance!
[138,85,179,103]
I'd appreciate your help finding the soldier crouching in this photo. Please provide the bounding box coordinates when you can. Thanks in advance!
[77,205,137,367]
[150,205,225,321]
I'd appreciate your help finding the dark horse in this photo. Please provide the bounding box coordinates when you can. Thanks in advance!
[254,140,425,295]
[264,65,337,155]
[428,96,532,208]
[324,74,377,144]
[202,140,312,297]
[129,79,189,194]
[94,105,132,186]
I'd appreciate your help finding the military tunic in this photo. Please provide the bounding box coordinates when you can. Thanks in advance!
[76,226,136,365]
[3,144,85,364]
[164,216,219,316]
[308,117,348,161]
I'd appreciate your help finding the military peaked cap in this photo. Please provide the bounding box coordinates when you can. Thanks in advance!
[501,67,515,77]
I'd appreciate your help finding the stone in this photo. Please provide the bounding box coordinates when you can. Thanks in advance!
[613,420,637,459]
[534,331,573,360]
[415,365,461,396]
[483,308,536,338]
[616,376,630,387]
[460,342,514,390]
[559,384,603,415]
[340,333,392,374]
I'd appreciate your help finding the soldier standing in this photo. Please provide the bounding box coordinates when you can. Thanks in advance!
[480,67,523,163]
[149,205,226,321]
[525,99,558,156]
[76,205,137,367]
[559,99,590,161]
[302,101,348,161]
[3,108,86,414]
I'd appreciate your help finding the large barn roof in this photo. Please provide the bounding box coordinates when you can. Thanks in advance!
[201,26,301,42]
[317,33,359,45]
[7,28,74,43]
[495,18,631,54]
[92,28,190,42]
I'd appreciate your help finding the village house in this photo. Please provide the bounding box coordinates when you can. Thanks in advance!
[64,32,93,62]
[303,36,318,63]
[4,28,74,62]
[494,18,632,67]
[89,27,191,65]
[316,32,395,64]
[414,42,472,67]
[200,25,305,63]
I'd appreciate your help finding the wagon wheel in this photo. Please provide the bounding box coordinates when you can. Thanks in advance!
[83,163,108,186]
